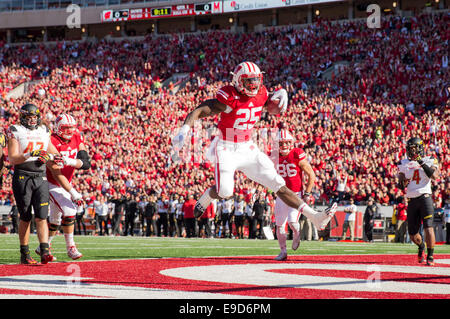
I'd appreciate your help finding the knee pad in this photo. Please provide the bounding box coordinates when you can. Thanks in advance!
[61,216,75,227]
[49,223,59,232]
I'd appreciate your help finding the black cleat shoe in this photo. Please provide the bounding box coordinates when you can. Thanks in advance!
[426,257,435,266]
[194,202,206,218]
[20,253,37,265]
[418,249,426,264]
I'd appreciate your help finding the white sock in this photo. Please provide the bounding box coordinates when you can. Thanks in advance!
[64,233,75,248]
[198,187,213,209]
[289,222,300,236]
[48,236,54,245]
[276,226,287,253]
[298,203,321,227]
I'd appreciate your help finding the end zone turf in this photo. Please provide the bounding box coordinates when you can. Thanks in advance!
[0,254,449,299]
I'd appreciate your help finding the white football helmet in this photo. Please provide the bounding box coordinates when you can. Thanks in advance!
[55,114,77,140]
[231,61,263,97]
[277,129,294,156]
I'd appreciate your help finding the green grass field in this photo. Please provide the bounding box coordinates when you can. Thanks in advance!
[2,234,450,264]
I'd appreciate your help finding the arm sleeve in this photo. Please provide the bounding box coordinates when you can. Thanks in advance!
[76,150,91,170]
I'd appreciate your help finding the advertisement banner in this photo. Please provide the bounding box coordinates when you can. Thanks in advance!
[223,0,343,13]
[330,210,364,240]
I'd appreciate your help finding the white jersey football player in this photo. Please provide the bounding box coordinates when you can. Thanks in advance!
[397,137,439,266]
[7,103,61,264]
[172,61,337,234]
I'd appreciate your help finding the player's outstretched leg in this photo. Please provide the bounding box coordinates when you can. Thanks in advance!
[194,186,222,218]
[276,186,337,230]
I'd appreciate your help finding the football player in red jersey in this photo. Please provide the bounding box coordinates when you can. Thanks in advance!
[272,129,318,261]
[35,114,91,260]
[172,62,337,230]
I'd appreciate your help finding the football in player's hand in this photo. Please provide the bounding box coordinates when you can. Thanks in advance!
[266,99,281,115]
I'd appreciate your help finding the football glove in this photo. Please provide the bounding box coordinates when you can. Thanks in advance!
[172,125,190,151]
[415,155,423,165]
[30,150,53,164]
[271,89,288,113]
[53,154,65,168]
[69,188,84,207]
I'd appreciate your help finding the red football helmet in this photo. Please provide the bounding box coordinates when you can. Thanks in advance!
[55,114,77,140]
[231,62,263,97]
[277,129,294,156]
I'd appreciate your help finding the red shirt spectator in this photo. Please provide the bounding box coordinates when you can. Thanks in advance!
[182,197,196,219]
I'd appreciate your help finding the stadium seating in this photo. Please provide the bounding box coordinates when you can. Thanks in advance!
[0,11,448,210]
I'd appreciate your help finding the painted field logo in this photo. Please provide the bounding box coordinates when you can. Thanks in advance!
[0,255,449,299]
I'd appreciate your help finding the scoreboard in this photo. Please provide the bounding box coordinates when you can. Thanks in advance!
[100,0,342,22]
[101,2,223,22]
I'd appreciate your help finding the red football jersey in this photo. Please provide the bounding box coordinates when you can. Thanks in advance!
[47,133,84,186]
[276,148,306,193]
[216,85,268,143]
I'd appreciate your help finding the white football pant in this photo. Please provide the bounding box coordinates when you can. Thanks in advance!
[210,139,285,198]
[48,183,77,226]
[274,192,302,226]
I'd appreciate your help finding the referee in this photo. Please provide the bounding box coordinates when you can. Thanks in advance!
[397,137,440,266]
[7,104,60,264]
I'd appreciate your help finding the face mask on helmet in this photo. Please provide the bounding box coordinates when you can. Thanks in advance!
[232,62,263,97]
[406,144,424,161]
[58,125,76,140]
[20,104,41,130]
[279,140,292,156]
[22,114,39,129]
[241,75,262,97]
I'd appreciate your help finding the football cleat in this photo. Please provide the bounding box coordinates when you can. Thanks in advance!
[274,251,288,261]
[318,202,338,230]
[40,252,54,264]
[35,245,57,262]
[418,249,426,264]
[67,246,83,260]
[292,232,301,251]
[20,253,37,265]
[426,257,435,266]
[193,202,206,218]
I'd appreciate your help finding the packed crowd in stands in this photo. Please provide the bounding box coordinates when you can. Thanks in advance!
[0,11,448,225]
